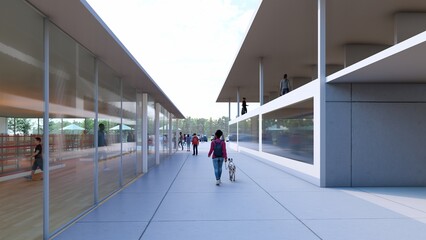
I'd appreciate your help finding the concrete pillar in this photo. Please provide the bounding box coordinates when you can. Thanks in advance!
[259,57,264,105]
[155,103,160,165]
[237,88,240,117]
[317,0,326,187]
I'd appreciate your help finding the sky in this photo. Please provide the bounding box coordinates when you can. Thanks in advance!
[85,0,261,119]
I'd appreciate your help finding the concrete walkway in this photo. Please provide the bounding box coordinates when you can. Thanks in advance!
[54,143,426,240]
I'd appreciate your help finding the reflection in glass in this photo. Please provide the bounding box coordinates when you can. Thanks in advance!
[0,0,44,239]
[122,81,137,185]
[160,106,169,162]
[147,97,156,169]
[262,99,313,164]
[238,116,259,150]
[49,23,96,232]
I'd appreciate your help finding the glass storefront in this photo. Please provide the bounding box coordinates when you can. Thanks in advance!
[121,81,137,186]
[48,23,96,233]
[238,116,259,150]
[159,106,169,162]
[0,1,174,239]
[229,123,237,142]
[262,99,314,164]
[0,0,44,239]
[147,97,156,169]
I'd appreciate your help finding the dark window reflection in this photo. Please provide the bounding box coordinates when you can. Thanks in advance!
[262,100,314,164]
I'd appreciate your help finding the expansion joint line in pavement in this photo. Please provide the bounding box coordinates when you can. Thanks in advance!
[138,155,190,240]
[238,166,324,240]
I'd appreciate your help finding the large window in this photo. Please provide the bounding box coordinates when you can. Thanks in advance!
[122,81,137,185]
[159,106,169,162]
[0,0,44,239]
[262,99,314,164]
[97,62,121,199]
[49,23,97,232]
[238,116,259,150]
[147,97,156,168]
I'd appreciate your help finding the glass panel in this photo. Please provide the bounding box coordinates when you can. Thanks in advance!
[229,123,237,142]
[122,82,137,185]
[172,118,178,151]
[97,61,120,199]
[159,106,169,162]
[238,116,259,150]
[0,0,44,239]
[262,99,314,164]
[49,24,96,232]
[147,97,156,168]
[135,93,143,174]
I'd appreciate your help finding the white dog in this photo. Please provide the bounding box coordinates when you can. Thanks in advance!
[227,158,236,181]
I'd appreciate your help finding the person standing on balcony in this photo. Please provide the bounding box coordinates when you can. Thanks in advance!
[280,73,291,96]
[241,97,248,115]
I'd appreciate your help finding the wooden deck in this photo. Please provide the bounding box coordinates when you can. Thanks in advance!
[0,144,139,240]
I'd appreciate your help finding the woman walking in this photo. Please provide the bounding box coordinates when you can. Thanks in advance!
[208,130,227,185]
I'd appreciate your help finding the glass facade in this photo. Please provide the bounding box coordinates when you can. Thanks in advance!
[0,1,177,239]
[147,97,156,169]
[48,23,97,232]
[159,106,169,162]
[0,0,44,239]
[238,116,259,150]
[262,99,314,164]
[121,81,137,186]
[229,123,237,142]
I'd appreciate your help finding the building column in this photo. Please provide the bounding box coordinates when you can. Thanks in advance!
[228,98,231,121]
[168,112,173,155]
[118,79,123,187]
[259,57,264,106]
[142,94,148,173]
[259,114,262,152]
[155,103,160,165]
[317,0,327,187]
[42,18,50,240]
[237,88,240,117]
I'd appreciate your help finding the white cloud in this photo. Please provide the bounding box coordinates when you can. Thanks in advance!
[86,0,260,118]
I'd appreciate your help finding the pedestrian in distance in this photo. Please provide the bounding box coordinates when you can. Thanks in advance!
[208,129,227,185]
[192,133,199,155]
[186,134,191,152]
[178,132,184,150]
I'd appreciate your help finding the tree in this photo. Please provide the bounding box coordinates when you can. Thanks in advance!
[7,118,32,135]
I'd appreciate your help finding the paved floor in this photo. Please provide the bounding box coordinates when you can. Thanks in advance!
[54,143,426,240]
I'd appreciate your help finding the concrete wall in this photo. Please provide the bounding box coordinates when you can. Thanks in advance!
[326,83,426,187]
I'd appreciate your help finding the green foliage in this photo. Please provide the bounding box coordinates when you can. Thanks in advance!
[176,116,229,137]
[7,118,32,135]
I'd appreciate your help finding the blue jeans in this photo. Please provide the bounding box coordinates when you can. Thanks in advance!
[212,158,224,180]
